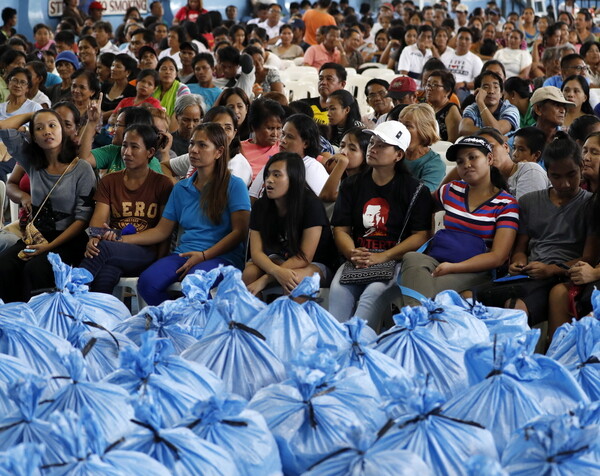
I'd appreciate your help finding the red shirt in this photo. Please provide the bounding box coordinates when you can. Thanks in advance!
[113,96,163,116]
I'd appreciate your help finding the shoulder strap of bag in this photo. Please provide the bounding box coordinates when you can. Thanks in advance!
[396,182,425,245]
[31,158,79,223]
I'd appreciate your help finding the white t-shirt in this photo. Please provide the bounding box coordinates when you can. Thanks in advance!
[169,152,253,186]
[31,90,51,108]
[258,20,284,40]
[249,155,328,198]
[441,49,483,84]
[397,44,432,85]
[99,42,121,55]
[158,48,182,69]
[493,48,532,79]
[507,161,550,200]
[0,99,42,120]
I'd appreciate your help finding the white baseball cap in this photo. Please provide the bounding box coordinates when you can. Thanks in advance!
[363,121,411,151]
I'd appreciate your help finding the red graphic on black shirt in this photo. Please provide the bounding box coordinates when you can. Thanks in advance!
[362,198,389,237]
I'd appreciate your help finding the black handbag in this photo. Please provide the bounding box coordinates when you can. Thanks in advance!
[339,183,425,285]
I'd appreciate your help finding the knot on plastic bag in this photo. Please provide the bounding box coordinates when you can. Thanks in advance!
[228,320,266,340]
[187,394,250,428]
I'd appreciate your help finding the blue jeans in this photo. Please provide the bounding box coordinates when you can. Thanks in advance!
[138,253,229,305]
[328,262,402,331]
[79,241,156,294]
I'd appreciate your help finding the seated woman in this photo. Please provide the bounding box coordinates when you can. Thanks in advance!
[400,136,519,301]
[244,45,284,97]
[170,94,204,156]
[122,123,250,305]
[79,124,173,293]
[473,133,591,332]
[112,69,162,118]
[250,113,329,200]
[0,109,96,302]
[398,103,445,192]
[561,74,594,130]
[243,152,336,296]
[326,89,363,149]
[320,126,369,204]
[329,121,433,331]
[0,67,42,119]
[164,105,253,186]
[270,24,304,60]
[240,98,284,180]
[153,57,191,118]
[504,77,536,128]
[214,87,251,141]
[547,132,600,340]
[80,103,163,174]
[101,53,137,122]
[425,70,461,143]
[70,69,101,124]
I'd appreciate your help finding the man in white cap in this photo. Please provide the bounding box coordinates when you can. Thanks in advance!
[454,4,469,31]
[530,86,576,143]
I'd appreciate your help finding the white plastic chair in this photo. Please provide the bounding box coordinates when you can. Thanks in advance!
[431,140,454,165]
[345,67,357,77]
[361,68,397,81]
[344,75,371,113]
[113,277,183,314]
[287,81,319,101]
[0,180,5,225]
[286,65,319,78]
[590,88,600,109]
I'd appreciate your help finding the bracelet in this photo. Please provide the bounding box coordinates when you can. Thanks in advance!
[481,106,488,113]
[201,250,206,261]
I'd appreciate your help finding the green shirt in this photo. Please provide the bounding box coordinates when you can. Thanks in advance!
[91,144,163,174]
[521,103,536,128]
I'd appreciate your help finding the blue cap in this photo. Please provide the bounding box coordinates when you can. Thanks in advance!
[55,51,80,70]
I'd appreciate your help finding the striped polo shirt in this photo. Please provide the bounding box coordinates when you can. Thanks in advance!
[437,181,520,248]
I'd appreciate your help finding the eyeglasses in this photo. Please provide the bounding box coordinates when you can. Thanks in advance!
[9,78,28,87]
[367,91,387,100]
[566,64,589,73]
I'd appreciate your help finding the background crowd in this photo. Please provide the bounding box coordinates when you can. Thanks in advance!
[0,0,599,347]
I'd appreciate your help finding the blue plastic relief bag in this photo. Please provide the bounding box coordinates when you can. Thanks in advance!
[435,290,530,339]
[0,376,64,466]
[303,425,432,476]
[182,298,286,400]
[336,317,410,398]
[66,323,138,382]
[113,302,198,354]
[501,413,600,475]
[180,393,282,476]
[118,397,239,476]
[378,374,499,476]
[444,330,589,456]
[403,293,490,349]
[466,455,508,476]
[0,301,37,324]
[38,349,134,442]
[104,332,218,427]
[373,305,468,398]
[168,268,222,336]
[210,265,266,321]
[0,443,44,476]
[247,277,320,363]
[297,274,349,350]
[44,408,170,476]
[28,253,127,338]
[248,349,386,476]
[0,316,70,386]
[547,316,600,401]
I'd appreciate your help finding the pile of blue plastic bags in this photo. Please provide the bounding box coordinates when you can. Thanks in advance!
[0,253,599,475]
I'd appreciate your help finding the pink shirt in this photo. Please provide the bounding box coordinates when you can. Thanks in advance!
[303,44,341,70]
[240,140,280,180]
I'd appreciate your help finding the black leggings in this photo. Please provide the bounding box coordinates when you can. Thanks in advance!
[0,231,88,303]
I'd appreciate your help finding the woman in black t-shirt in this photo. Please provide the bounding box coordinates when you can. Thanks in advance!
[329,121,433,331]
[242,152,335,296]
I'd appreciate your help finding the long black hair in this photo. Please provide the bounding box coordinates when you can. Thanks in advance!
[258,152,310,260]
[562,74,594,115]
[204,105,240,157]
[542,131,583,171]
[283,114,320,158]
[28,109,79,170]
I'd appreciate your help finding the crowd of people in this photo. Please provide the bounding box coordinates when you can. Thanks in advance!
[0,0,599,347]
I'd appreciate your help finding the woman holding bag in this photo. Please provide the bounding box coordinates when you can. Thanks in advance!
[0,109,96,302]
[399,136,519,301]
[328,121,433,331]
